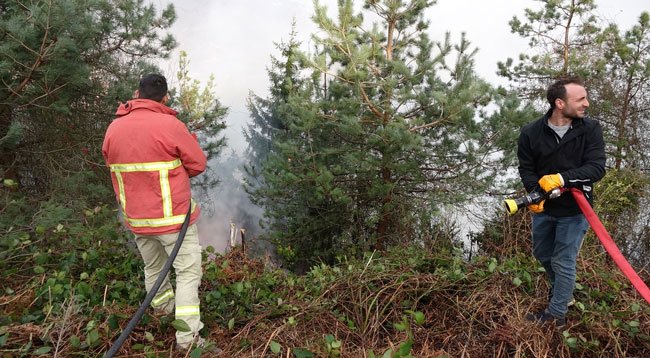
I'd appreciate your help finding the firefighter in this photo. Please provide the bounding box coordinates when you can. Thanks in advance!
[102,73,207,350]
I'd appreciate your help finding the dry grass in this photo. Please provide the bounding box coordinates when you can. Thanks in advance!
[2,244,649,357]
[195,247,650,357]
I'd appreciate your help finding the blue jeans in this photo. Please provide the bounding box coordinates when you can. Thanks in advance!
[532,213,588,318]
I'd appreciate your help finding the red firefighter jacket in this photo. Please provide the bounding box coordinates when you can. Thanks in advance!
[102,99,207,235]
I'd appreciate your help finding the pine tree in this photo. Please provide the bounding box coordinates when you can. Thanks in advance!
[592,13,650,170]
[497,0,600,103]
[0,0,176,194]
[244,25,303,188]
[258,0,503,268]
[589,13,650,266]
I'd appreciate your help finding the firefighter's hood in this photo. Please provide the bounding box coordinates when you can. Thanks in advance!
[115,99,178,117]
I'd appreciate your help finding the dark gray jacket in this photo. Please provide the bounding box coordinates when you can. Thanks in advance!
[517,111,606,216]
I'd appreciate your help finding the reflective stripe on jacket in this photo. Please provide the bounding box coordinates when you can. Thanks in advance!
[102,99,207,235]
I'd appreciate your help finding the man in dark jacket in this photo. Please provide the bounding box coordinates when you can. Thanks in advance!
[517,76,606,328]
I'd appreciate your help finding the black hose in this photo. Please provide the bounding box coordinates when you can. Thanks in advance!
[104,205,193,358]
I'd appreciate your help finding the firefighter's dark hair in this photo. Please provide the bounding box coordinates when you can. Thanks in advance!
[138,74,168,102]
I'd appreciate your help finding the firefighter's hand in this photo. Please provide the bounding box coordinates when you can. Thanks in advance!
[538,174,564,193]
[528,200,545,213]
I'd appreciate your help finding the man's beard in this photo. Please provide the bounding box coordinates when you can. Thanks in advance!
[562,108,585,120]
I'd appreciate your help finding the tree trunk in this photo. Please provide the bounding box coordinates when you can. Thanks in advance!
[0,104,18,181]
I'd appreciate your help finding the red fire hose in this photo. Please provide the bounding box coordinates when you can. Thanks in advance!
[570,188,650,304]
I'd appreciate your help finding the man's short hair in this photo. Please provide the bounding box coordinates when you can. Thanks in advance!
[138,73,168,102]
[547,76,584,109]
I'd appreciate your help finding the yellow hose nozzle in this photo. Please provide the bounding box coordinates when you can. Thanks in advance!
[504,198,519,215]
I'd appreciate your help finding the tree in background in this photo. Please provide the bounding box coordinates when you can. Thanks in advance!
[0,0,176,196]
[593,13,650,170]
[171,50,228,206]
[243,26,305,253]
[244,24,303,182]
[591,13,650,265]
[251,0,514,269]
[497,0,600,103]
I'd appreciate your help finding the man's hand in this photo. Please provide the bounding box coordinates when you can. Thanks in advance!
[528,200,545,213]
[538,174,564,193]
